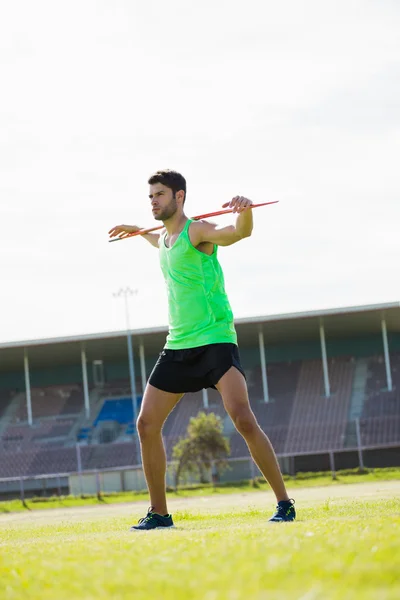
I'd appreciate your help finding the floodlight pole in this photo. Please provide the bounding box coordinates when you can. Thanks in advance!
[258,327,269,403]
[319,320,331,398]
[381,317,392,391]
[23,349,33,426]
[113,288,139,429]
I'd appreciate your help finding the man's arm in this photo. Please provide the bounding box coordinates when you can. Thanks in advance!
[108,224,160,248]
[190,196,253,247]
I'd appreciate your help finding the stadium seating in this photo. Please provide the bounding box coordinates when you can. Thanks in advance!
[284,358,354,453]
[228,431,250,458]
[94,398,141,426]
[164,435,180,460]
[13,385,84,422]
[362,353,400,423]
[362,390,400,419]
[100,378,142,397]
[267,361,302,400]
[162,392,204,438]
[0,440,140,479]
[359,415,400,447]
[366,352,400,394]
[1,419,75,450]
[0,389,16,419]
[80,442,139,470]
[61,387,85,414]
[358,353,400,447]
[1,352,399,481]
[0,446,77,478]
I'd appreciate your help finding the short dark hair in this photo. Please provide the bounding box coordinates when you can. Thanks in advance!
[148,169,186,204]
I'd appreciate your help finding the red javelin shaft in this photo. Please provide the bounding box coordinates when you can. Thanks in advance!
[108,201,279,242]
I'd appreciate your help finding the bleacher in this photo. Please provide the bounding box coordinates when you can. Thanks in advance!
[162,392,204,439]
[0,389,15,419]
[251,361,301,453]
[284,357,354,453]
[94,397,141,427]
[13,385,84,422]
[80,442,138,471]
[362,390,400,420]
[359,415,400,447]
[0,384,85,454]
[0,446,77,478]
[1,419,75,451]
[77,394,142,443]
[0,350,399,480]
[229,431,250,459]
[357,353,400,446]
[0,441,140,479]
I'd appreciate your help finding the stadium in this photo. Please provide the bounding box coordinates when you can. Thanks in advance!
[1,301,399,499]
[2,2,400,598]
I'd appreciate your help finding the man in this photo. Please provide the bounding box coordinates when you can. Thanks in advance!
[109,169,295,530]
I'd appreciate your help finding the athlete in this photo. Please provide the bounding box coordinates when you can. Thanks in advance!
[108,169,295,529]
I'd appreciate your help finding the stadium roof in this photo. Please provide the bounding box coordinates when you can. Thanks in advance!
[0,302,399,372]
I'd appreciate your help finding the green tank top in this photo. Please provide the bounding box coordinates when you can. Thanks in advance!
[159,219,237,349]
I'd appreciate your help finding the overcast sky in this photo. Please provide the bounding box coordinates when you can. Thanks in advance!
[0,0,399,344]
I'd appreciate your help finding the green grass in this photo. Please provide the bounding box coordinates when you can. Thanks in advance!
[1,467,400,514]
[1,481,399,599]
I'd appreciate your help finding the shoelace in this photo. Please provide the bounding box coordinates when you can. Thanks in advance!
[138,507,156,524]
[138,515,154,524]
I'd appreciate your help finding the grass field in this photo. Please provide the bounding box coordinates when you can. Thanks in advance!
[1,480,399,600]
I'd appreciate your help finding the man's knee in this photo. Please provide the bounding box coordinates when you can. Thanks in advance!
[231,409,257,437]
[136,414,161,439]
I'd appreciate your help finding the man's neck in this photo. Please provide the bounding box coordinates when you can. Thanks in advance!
[163,212,188,236]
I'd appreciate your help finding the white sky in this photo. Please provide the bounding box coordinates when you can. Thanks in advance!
[0,0,399,344]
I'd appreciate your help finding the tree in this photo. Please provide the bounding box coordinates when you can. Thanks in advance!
[172,411,230,489]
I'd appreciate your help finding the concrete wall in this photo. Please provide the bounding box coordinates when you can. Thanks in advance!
[68,459,257,495]
[0,476,69,499]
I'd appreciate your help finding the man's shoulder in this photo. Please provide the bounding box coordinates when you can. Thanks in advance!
[188,219,216,246]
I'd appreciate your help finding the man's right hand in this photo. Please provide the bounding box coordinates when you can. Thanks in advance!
[108,224,142,240]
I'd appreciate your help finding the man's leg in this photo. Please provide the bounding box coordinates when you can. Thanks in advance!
[137,383,183,515]
[216,367,289,502]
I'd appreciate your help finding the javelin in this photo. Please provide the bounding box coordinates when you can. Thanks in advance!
[108,201,279,242]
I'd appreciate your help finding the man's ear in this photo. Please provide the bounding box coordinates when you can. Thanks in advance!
[176,189,185,205]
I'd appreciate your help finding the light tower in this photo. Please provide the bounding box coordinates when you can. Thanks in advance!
[113,287,139,436]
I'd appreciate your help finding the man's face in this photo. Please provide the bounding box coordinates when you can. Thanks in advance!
[149,183,177,221]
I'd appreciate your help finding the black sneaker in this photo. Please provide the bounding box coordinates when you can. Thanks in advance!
[269,499,296,522]
[130,507,175,531]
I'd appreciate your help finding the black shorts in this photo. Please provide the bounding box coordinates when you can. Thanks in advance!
[148,343,246,394]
